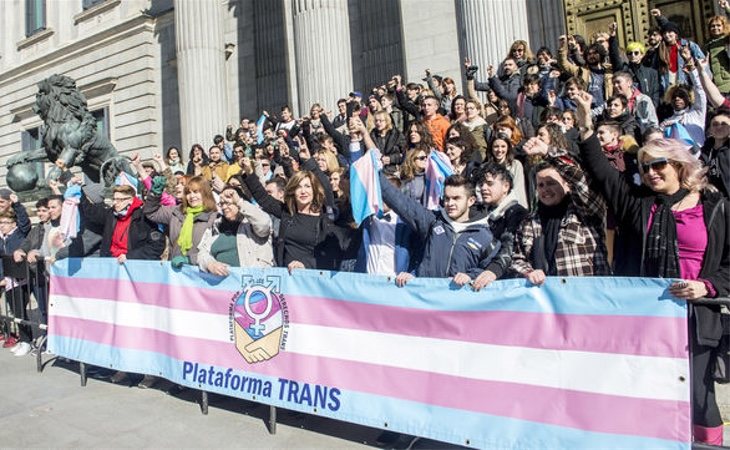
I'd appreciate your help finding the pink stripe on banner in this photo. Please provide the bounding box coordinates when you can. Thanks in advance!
[50,316,689,442]
[286,295,687,358]
[49,278,687,358]
[51,276,234,316]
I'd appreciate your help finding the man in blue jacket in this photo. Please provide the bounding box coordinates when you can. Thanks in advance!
[352,118,496,287]
[380,173,497,287]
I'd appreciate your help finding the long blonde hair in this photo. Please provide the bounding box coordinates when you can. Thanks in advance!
[637,139,708,192]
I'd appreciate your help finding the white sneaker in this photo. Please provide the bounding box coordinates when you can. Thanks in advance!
[13,342,32,356]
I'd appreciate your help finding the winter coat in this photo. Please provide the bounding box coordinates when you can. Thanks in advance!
[705,35,730,95]
[608,35,663,105]
[381,173,497,279]
[472,192,528,279]
[557,44,613,102]
[143,194,217,264]
[659,69,707,147]
[701,138,730,198]
[511,155,610,277]
[242,160,348,270]
[197,202,274,272]
[371,128,406,174]
[579,133,730,346]
[81,196,165,261]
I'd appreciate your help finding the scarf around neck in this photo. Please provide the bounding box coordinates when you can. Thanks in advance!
[537,196,570,275]
[644,188,689,278]
[177,205,205,256]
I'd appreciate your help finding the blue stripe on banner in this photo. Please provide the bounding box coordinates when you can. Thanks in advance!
[51,259,683,317]
[48,336,688,450]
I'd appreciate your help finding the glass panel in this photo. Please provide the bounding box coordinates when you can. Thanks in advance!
[25,0,46,36]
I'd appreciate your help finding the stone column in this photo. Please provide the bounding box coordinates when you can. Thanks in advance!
[174,0,228,150]
[527,0,566,52]
[456,0,531,85]
[292,0,353,115]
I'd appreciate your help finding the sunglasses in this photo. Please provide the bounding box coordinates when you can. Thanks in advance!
[641,157,669,173]
[628,51,642,56]
[415,156,428,161]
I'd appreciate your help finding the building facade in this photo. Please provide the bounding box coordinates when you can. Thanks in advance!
[1,0,568,183]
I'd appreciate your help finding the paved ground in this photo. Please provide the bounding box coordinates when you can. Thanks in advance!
[0,348,386,448]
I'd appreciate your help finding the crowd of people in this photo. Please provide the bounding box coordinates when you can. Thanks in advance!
[1,5,729,445]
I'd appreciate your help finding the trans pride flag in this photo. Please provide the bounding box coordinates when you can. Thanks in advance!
[48,259,690,449]
[256,114,267,145]
[424,150,454,210]
[349,148,383,226]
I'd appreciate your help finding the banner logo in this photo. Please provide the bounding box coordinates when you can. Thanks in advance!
[231,276,287,363]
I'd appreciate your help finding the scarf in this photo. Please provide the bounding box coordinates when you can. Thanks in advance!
[536,196,570,275]
[177,205,205,256]
[644,188,689,278]
[602,142,626,172]
[218,215,242,236]
[669,44,679,73]
[110,197,143,257]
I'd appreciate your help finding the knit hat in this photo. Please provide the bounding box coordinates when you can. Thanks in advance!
[661,21,681,35]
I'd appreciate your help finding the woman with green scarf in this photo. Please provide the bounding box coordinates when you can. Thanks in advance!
[144,175,218,266]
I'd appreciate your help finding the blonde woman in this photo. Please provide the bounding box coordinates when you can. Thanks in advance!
[576,91,729,446]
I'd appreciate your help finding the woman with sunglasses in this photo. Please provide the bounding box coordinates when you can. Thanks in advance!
[574,91,729,446]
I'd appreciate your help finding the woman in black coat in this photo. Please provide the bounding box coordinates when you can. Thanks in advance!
[370,110,406,175]
[241,149,349,271]
[575,91,730,445]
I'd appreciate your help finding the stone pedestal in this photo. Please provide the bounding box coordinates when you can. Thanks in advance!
[174,0,228,150]
[292,0,353,114]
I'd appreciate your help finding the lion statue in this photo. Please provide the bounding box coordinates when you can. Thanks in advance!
[6,74,131,192]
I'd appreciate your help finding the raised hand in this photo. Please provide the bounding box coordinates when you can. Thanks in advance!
[608,22,618,37]
[650,8,661,17]
[522,137,550,157]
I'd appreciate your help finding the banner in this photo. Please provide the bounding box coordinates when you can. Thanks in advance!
[48,259,690,449]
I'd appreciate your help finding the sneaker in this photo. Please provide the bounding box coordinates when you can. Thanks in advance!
[137,375,157,389]
[12,342,32,356]
[2,336,18,349]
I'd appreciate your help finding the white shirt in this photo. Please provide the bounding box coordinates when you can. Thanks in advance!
[366,212,398,277]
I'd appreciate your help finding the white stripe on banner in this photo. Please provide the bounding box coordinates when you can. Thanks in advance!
[50,295,688,402]
[51,295,231,342]
[285,324,688,402]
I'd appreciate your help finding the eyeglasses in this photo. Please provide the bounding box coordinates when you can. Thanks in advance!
[641,157,669,173]
[415,156,428,161]
[112,196,132,203]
